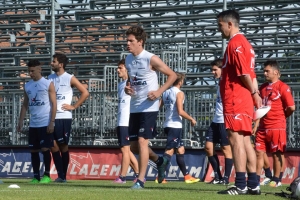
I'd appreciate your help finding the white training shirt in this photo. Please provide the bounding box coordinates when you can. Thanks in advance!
[117,80,131,126]
[125,50,159,113]
[162,87,182,128]
[48,72,73,119]
[25,77,52,127]
[212,85,224,123]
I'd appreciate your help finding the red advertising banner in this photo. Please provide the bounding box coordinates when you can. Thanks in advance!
[204,151,299,184]
[49,148,207,181]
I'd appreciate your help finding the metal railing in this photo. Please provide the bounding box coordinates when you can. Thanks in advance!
[2,85,299,149]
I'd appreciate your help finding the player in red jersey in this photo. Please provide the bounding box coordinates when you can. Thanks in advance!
[217,10,262,195]
[254,59,295,187]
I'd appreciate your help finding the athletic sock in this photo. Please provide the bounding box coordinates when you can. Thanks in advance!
[163,153,171,163]
[42,150,51,177]
[52,151,64,179]
[62,151,70,180]
[213,154,222,179]
[224,158,233,182]
[272,176,280,184]
[119,175,126,181]
[31,152,40,181]
[208,155,220,179]
[279,172,283,182]
[176,154,187,175]
[235,172,246,189]
[247,172,258,189]
[155,156,164,166]
[264,167,272,179]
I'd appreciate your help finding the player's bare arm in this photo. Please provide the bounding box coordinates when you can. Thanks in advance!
[62,76,90,111]
[240,74,262,108]
[176,92,196,126]
[48,82,57,134]
[17,90,29,132]
[148,55,177,100]
[285,106,295,118]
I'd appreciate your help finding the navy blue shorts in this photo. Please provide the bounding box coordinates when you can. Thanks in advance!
[205,122,229,146]
[117,126,130,147]
[128,111,158,141]
[28,126,54,149]
[164,127,184,149]
[53,119,72,144]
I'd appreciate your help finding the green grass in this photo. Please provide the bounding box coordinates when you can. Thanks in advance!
[0,179,289,200]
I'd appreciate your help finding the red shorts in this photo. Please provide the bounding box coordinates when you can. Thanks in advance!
[255,129,286,153]
[224,114,252,135]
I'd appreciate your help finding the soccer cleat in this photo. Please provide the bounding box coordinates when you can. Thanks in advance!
[248,186,261,195]
[39,175,52,184]
[269,181,281,188]
[208,178,222,184]
[155,177,167,184]
[218,186,248,195]
[54,177,67,183]
[131,182,144,189]
[29,178,39,184]
[260,177,271,185]
[113,177,126,184]
[133,178,146,183]
[157,156,168,184]
[184,175,200,184]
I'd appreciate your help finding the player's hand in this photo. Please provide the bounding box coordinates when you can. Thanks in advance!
[190,118,197,127]
[17,122,23,133]
[252,93,262,109]
[147,90,161,101]
[251,126,257,136]
[62,103,75,111]
[124,82,134,96]
[47,122,54,134]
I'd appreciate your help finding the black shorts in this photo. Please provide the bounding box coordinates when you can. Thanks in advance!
[128,111,158,141]
[28,126,54,149]
[164,127,184,149]
[117,126,130,147]
[53,119,72,144]
[205,122,229,146]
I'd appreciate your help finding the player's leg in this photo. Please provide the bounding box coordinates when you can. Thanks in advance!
[28,127,41,183]
[176,146,200,184]
[114,126,131,183]
[219,123,233,185]
[57,119,72,181]
[269,129,286,187]
[51,119,65,181]
[39,126,54,184]
[255,130,271,185]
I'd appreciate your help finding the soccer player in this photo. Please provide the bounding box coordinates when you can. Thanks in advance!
[17,60,56,183]
[114,59,139,184]
[205,59,233,185]
[124,25,177,189]
[255,59,295,187]
[216,10,262,195]
[160,72,200,184]
[49,53,89,182]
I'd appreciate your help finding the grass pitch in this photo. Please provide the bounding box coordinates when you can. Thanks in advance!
[0,179,288,200]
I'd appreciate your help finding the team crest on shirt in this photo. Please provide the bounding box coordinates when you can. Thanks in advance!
[29,93,45,106]
[131,73,147,86]
[56,88,66,100]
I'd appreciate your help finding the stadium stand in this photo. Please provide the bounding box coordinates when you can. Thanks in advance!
[0,0,299,148]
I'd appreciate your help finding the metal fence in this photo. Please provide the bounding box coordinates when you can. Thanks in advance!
[2,85,299,149]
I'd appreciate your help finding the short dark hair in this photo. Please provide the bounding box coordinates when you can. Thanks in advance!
[217,10,240,26]
[27,60,40,67]
[118,59,125,66]
[264,59,280,72]
[126,25,147,47]
[210,58,223,68]
[173,72,185,86]
[53,53,68,69]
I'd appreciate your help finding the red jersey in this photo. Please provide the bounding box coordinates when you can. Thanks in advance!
[258,80,294,129]
[220,33,256,117]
